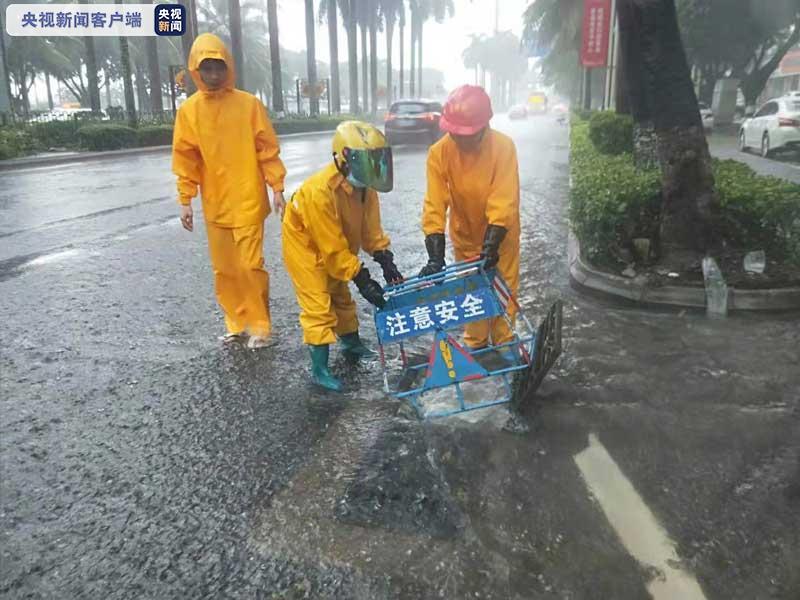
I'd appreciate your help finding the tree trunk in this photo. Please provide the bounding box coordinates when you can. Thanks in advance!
[346,16,359,113]
[409,16,416,97]
[105,72,112,107]
[369,9,377,114]
[360,22,368,114]
[116,0,137,125]
[304,0,319,116]
[386,20,394,108]
[136,65,149,115]
[19,69,30,118]
[146,0,164,114]
[398,18,404,98]
[80,0,102,114]
[228,0,245,89]
[582,68,592,111]
[0,9,13,116]
[738,25,800,108]
[614,24,630,115]
[417,20,423,96]
[327,0,341,113]
[267,0,284,113]
[177,0,196,95]
[619,0,719,257]
[45,73,54,111]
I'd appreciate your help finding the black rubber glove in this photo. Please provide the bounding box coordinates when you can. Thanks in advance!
[418,233,446,278]
[373,250,404,285]
[481,224,507,269]
[353,265,386,308]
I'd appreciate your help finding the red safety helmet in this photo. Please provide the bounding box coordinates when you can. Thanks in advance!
[439,85,493,136]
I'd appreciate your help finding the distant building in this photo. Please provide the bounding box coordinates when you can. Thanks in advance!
[761,46,800,102]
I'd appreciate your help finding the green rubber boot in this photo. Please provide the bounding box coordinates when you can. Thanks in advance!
[309,345,343,392]
[339,331,377,359]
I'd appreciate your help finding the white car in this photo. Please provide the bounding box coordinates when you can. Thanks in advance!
[739,96,800,157]
[698,102,715,131]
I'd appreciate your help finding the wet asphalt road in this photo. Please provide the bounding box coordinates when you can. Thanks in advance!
[1,117,799,600]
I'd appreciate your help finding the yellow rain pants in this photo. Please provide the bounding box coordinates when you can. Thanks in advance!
[206,223,271,336]
[422,129,521,348]
[282,163,391,345]
[171,34,286,336]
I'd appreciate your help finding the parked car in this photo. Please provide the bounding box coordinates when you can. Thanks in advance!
[738,96,800,157]
[384,100,443,145]
[508,104,527,120]
[698,102,715,131]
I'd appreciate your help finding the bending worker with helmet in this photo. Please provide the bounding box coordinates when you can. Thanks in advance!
[419,85,521,359]
[282,121,403,391]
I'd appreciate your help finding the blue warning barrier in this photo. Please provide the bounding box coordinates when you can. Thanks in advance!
[374,258,562,420]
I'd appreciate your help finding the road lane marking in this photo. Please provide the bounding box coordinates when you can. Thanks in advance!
[574,434,708,600]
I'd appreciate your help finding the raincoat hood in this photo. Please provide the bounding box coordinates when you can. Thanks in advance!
[188,33,236,92]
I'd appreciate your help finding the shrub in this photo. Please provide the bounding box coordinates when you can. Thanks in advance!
[273,115,353,135]
[0,127,39,159]
[570,119,800,266]
[714,159,800,264]
[569,120,661,262]
[29,120,82,149]
[137,124,174,147]
[77,124,137,151]
[589,111,634,155]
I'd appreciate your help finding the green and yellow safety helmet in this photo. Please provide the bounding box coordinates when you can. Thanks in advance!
[332,120,393,193]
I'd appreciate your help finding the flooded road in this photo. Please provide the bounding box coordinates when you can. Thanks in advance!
[1,117,798,599]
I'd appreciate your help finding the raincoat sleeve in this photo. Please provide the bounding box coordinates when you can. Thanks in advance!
[172,107,202,206]
[421,146,449,236]
[361,190,391,254]
[252,98,287,193]
[302,187,362,281]
[485,138,520,229]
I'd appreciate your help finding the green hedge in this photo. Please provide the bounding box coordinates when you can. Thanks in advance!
[77,124,137,151]
[569,119,661,262]
[137,124,174,147]
[1,114,359,160]
[570,118,800,266]
[0,128,39,160]
[589,111,634,155]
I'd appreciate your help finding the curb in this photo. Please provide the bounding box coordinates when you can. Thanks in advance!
[568,232,800,311]
[0,128,337,172]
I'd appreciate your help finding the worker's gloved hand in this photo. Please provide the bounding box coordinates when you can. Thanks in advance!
[418,233,446,278]
[480,224,507,270]
[373,250,404,285]
[353,265,386,309]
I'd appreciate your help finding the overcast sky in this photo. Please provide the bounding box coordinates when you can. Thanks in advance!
[275,0,532,90]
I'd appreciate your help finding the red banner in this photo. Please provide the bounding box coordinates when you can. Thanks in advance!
[581,0,612,68]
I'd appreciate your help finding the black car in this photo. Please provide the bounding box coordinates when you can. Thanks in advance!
[384,100,443,145]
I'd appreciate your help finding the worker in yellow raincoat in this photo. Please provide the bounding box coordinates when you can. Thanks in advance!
[283,121,403,391]
[172,33,286,349]
[419,85,521,360]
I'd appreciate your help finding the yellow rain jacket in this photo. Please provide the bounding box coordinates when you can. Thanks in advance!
[282,163,391,345]
[171,34,285,337]
[422,129,521,347]
[172,33,286,227]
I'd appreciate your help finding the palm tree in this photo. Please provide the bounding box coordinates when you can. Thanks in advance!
[326,0,341,112]
[266,0,284,112]
[146,1,163,113]
[357,0,370,112]
[398,3,405,98]
[369,2,378,114]
[341,0,360,113]
[116,0,137,125]
[0,9,14,115]
[379,0,403,108]
[227,0,245,88]
[304,0,319,116]
[415,0,453,96]
[79,0,102,112]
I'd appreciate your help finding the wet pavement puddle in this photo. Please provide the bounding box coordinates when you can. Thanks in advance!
[574,434,708,600]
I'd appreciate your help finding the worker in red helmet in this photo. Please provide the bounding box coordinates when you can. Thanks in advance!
[418,84,521,357]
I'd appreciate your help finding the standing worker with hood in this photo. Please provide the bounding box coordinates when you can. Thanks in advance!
[418,85,521,359]
[172,33,287,348]
[282,121,403,391]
